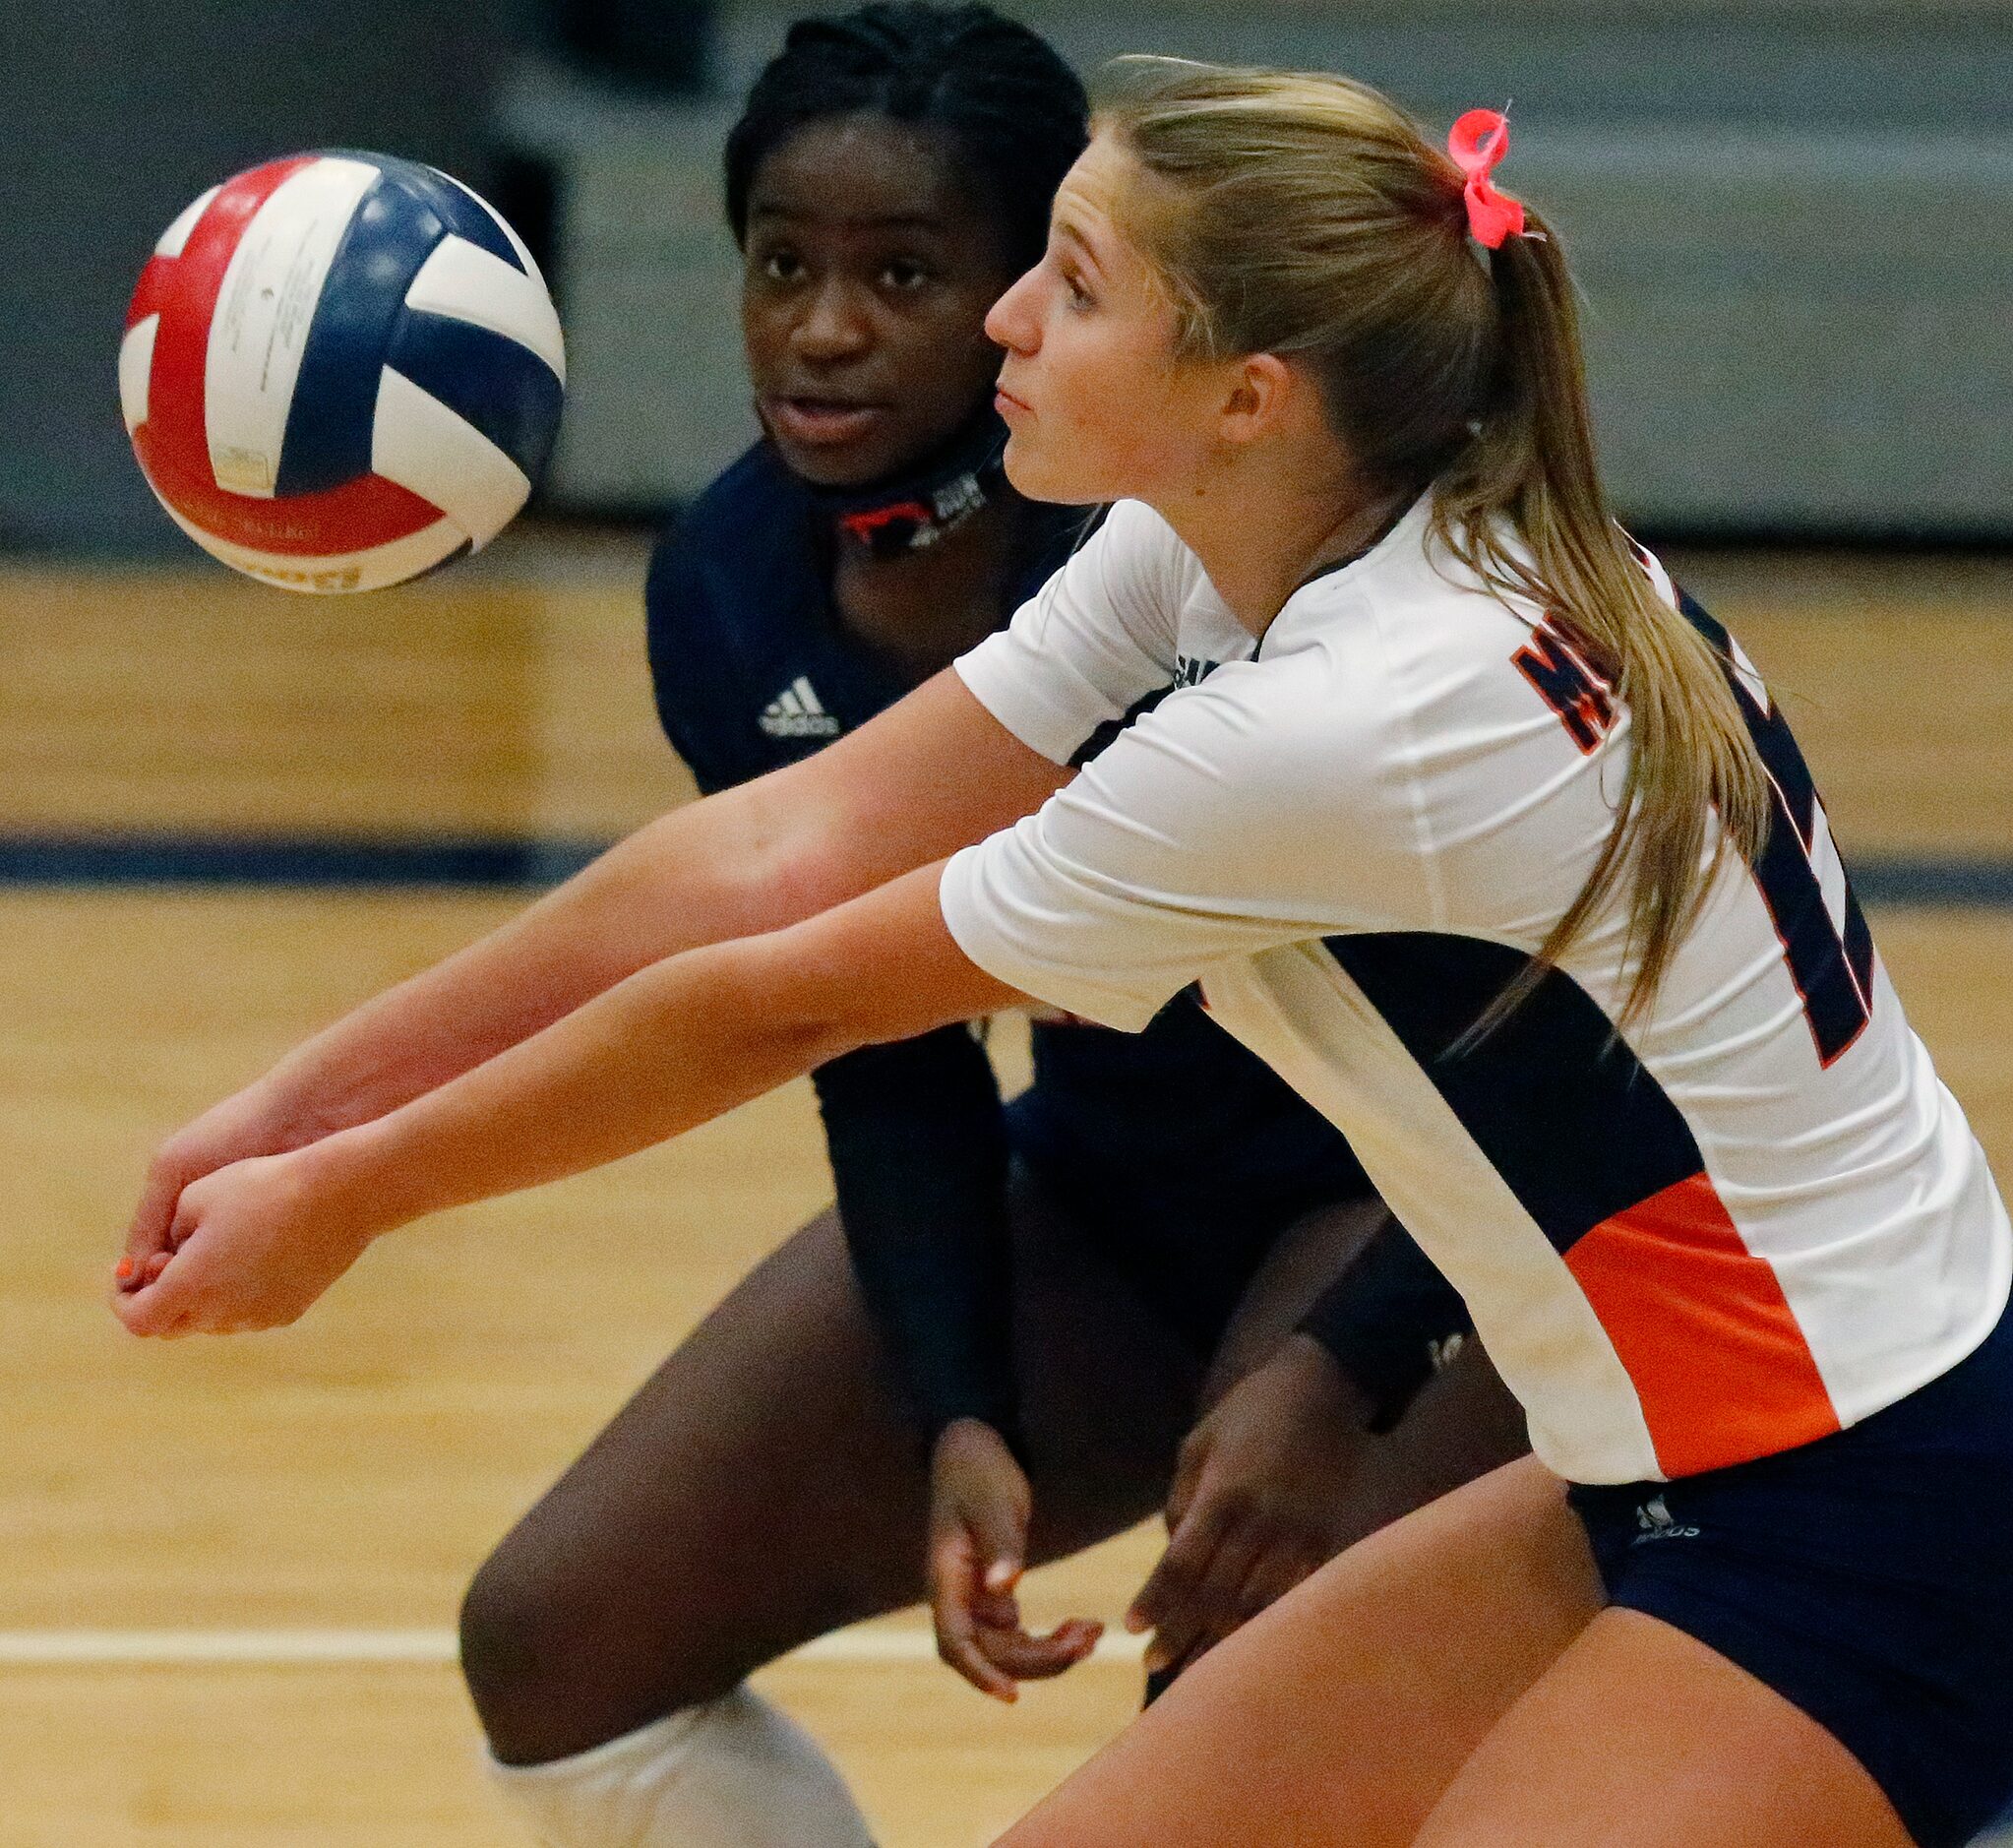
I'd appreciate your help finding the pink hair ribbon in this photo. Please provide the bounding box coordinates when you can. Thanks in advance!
[1448,108,1526,249]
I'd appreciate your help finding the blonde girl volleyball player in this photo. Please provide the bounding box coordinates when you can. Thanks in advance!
[113,56,2012,1848]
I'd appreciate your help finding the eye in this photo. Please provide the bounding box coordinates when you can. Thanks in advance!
[757,248,805,283]
[1063,270,1094,311]
[880,258,935,292]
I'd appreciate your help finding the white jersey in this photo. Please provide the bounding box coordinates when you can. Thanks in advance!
[940,494,2010,1485]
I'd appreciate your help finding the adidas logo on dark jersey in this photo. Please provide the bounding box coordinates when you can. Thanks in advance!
[759,676,841,739]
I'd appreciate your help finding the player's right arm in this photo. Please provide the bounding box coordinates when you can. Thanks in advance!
[120,668,1068,1282]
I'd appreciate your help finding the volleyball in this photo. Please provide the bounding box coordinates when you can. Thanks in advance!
[119,152,566,593]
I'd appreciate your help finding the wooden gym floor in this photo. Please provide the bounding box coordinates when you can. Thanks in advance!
[2,535,2010,1846]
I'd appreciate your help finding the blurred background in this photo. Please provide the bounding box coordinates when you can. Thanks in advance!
[2,2,2009,1844]
[7,0,2012,548]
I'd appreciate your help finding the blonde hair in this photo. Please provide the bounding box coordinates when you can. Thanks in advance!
[1095,56,1771,1027]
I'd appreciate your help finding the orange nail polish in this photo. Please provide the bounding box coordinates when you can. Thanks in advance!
[115,1258,136,1280]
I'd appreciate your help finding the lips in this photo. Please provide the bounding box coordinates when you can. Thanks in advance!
[762,396,890,448]
[994,383,1032,418]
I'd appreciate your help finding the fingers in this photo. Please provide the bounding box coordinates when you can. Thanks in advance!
[1238,1538,1323,1627]
[1160,1428,1209,1534]
[108,1246,170,1303]
[936,1611,1018,1699]
[112,1195,213,1337]
[118,1158,188,1292]
[931,1520,1102,1702]
[967,1483,1027,1599]
[973,1616,1102,1683]
[931,1527,1022,1702]
[944,1603,1103,1696]
[118,1128,224,1295]
[1126,1488,1228,1639]
[1143,1517,1263,1677]
[112,1270,254,1340]
[111,1261,193,1338]
[1152,1531,1332,1685]
[1169,1536,1299,1679]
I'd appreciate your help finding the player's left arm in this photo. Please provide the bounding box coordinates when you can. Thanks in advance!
[113,865,1013,1337]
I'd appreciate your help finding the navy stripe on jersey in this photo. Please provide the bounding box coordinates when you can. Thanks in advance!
[1323,932,1701,1256]
[1069,684,1174,769]
[1681,591,1876,1065]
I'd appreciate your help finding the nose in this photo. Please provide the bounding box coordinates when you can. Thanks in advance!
[984,265,1041,356]
[792,277,873,364]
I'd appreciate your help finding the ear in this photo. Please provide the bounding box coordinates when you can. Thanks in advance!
[1216,352,1301,447]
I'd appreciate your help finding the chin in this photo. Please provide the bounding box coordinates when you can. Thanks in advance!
[771,442,895,490]
[784,455,882,491]
[1002,432,1098,505]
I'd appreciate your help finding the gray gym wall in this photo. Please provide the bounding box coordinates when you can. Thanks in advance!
[5,1,2009,551]
[0,0,512,555]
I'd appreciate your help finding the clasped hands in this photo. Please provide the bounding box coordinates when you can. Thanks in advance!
[108,1091,386,1339]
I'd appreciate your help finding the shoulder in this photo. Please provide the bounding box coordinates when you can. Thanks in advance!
[1078,498,1196,602]
[1018,498,1201,660]
[1127,512,1520,846]
[645,442,806,618]
[1144,648,1392,818]
[952,500,1203,768]
[1273,503,1543,715]
[1014,498,1194,608]
[643,443,819,790]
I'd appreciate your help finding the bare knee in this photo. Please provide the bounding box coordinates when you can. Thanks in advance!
[459,1537,703,1766]
[459,1544,596,1765]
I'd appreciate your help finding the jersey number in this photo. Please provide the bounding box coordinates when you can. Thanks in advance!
[1514,600,1874,1067]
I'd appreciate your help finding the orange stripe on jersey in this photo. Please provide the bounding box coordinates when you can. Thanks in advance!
[1563,1171,1840,1478]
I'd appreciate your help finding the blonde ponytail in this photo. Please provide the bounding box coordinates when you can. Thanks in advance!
[1434,215,1770,1027]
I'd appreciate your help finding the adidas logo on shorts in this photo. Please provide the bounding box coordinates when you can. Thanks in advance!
[1632,1495,1701,1542]
[759,676,841,739]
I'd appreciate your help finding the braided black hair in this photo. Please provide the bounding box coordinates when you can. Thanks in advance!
[725,3,1088,274]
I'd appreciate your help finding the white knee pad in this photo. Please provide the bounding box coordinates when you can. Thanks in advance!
[485,1685,875,1848]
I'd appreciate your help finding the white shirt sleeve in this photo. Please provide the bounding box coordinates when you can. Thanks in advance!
[939,657,1434,1031]
[952,499,1193,765]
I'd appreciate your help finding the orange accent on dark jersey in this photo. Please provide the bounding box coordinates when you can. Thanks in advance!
[839,500,933,538]
[1564,1171,1840,1477]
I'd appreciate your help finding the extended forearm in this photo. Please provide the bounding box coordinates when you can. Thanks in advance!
[294,861,1021,1239]
[248,777,824,1139]
[306,932,843,1233]
[240,672,1062,1145]
[816,1036,1019,1448]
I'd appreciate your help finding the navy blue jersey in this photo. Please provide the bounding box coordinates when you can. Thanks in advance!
[647,445,910,791]
[646,441,1465,1440]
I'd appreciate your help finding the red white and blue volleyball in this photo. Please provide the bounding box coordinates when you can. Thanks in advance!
[119,152,566,593]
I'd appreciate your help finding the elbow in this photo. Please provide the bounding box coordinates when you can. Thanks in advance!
[713,778,869,938]
[702,933,872,1077]
[717,926,966,1079]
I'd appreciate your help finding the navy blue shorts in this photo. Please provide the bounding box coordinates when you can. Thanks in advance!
[1569,1306,2013,1848]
